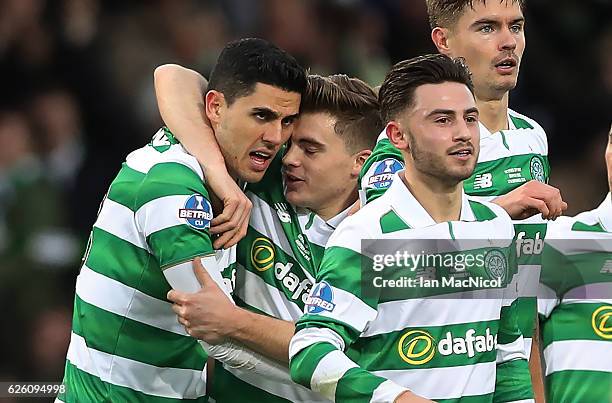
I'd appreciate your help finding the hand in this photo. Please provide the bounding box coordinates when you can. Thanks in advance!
[206,168,252,249]
[394,391,436,403]
[167,258,238,344]
[493,180,567,220]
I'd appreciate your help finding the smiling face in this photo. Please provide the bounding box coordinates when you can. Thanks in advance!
[282,112,362,215]
[388,81,480,187]
[434,0,525,100]
[207,83,301,183]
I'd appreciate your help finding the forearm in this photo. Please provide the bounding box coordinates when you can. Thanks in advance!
[228,308,295,364]
[153,64,225,169]
[529,323,546,403]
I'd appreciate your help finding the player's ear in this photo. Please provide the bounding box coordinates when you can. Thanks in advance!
[205,90,225,126]
[351,149,372,177]
[386,122,409,151]
[431,27,451,55]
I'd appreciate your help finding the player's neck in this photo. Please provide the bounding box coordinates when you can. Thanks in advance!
[313,188,358,222]
[400,170,463,223]
[476,92,509,133]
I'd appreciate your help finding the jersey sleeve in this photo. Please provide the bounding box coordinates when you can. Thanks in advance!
[493,253,534,403]
[359,136,405,204]
[134,161,214,269]
[289,221,408,402]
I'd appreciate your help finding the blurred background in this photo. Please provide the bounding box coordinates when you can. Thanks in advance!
[0,0,610,397]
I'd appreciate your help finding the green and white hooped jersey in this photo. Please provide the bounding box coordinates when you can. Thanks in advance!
[359,109,550,357]
[290,176,534,403]
[58,128,234,402]
[212,154,343,403]
[538,194,612,403]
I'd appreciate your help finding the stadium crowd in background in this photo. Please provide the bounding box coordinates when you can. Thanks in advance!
[0,0,611,399]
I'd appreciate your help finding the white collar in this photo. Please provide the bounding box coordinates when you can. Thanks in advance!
[297,203,352,231]
[478,109,515,138]
[326,205,352,230]
[596,193,612,232]
[385,171,474,228]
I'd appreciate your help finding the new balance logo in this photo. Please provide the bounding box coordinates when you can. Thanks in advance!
[601,260,612,274]
[275,203,291,223]
[473,173,493,189]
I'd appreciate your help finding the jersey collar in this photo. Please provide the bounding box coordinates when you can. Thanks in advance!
[478,109,515,138]
[386,171,474,228]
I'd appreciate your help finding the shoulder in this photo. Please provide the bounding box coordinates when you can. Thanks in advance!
[508,108,548,153]
[467,196,514,238]
[126,128,204,181]
[129,135,209,210]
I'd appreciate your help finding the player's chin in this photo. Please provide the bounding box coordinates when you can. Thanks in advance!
[284,189,299,205]
[239,169,266,184]
[451,165,476,182]
[284,189,307,207]
[495,76,518,91]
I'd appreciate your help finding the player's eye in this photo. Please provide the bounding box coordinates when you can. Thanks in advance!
[282,116,297,127]
[479,25,493,33]
[509,24,523,33]
[435,117,451,124]
[465,115,478,124]
[254,112,267,121]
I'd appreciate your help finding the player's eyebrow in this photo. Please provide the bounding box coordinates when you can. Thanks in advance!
[427,109,457,118]
[471,16,524,28]
[298,137,325,148]
[465,107,479,116]
[251,107,280,120]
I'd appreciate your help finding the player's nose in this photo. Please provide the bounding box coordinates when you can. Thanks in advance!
[282,143,300,167]
[499,27,517,51]
[262,121,284,146]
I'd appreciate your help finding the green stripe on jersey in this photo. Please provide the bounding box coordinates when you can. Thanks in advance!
[571,221,606,232]
[61,360,207,403]
[85,227,167,300]
[107,164,146,210]
[347,320,499,371]
[546,370,612,403]
[493,359,533,402]
[72,296,206,369]
[510,115,534,129]
[541,302,612,346]
[468,201,497,221]
[148,224,214,269]
[290,342,337,387]
[380,210,411,233]
[334,367,386,403]
[435,394,494,403]
[211,365,292,403]
[134,162,208,210]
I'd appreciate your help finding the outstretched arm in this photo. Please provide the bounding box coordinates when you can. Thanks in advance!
[154,64,252,249]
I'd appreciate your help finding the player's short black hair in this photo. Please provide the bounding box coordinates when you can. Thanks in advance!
[425,0,526,29]
[379,54,474,123]
[207,38,307,105]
